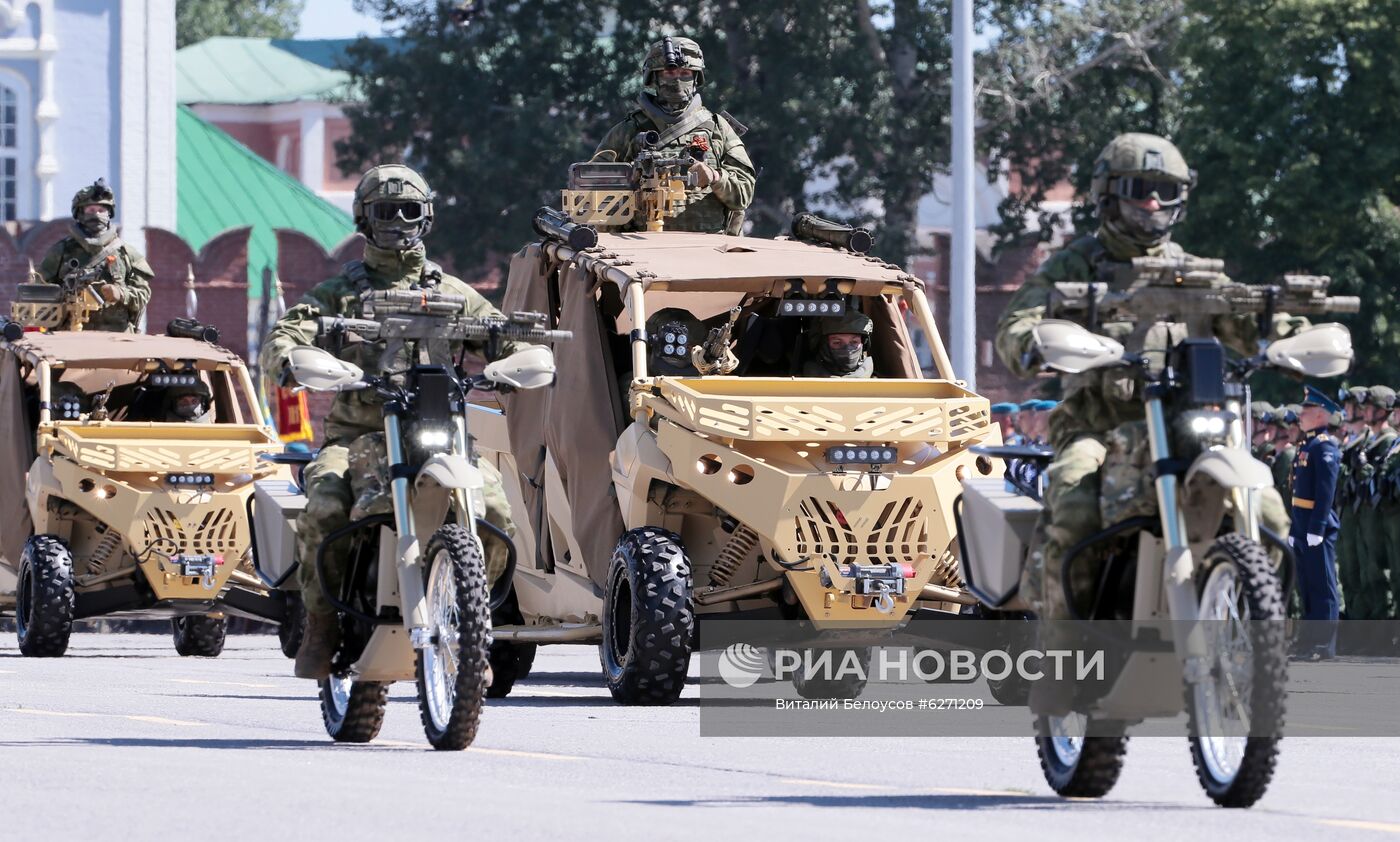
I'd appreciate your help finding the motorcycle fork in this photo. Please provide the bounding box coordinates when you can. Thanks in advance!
[384,413,431,640]
[1146,395,1208,674]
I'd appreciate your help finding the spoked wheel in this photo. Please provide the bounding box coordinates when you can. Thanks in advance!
[1185,533,1287,808]
[319,673,388,743]
[1035,712,1129,798]
[415,524,491,750]
[600,528,694,706]
[171,615,227,657]
[16,535,75,657]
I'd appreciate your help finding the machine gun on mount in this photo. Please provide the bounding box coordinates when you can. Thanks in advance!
[552,130,709,234]
[1048,255,1361,345]
[8,259,108,331]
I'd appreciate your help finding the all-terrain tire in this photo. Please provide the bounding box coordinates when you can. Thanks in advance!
[791,647,871,700]
[415,525,491,750]
[1185,533,1287,808]
[600,528,694,706]
[487,597,536,699]
[171,615,227,657]
[16,535,75,657]
[319,677,389,743]
[1035,715,1129,798]
[278,593,306,659]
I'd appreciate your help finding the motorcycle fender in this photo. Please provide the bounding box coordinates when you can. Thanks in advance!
[414,454,482,492]
[1184,449,1272,492]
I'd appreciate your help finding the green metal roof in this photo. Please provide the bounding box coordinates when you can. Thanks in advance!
[177,37,352,105]
[176,105,352,296]
[270,37,399,71]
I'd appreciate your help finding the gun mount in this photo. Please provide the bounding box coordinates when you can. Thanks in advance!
[9,280,104,332]
[559,131,706,233]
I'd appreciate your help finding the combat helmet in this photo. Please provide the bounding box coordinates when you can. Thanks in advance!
[815,309,873,339]
[353,164,436,251]
[163,380,212,420]
[1367,385,1396,410]
[1090,133,1195,206]
[71,178,116,219]
[642,36,706,88]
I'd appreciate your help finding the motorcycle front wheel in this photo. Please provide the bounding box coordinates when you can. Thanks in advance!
[415,524,492,751]
[1185,533,1287,808]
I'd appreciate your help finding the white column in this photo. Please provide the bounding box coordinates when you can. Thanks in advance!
[145,0,177,232]
[118,0,148,253]
[950,0,977,390]
[300,106,326,194]
[34,0,59,219]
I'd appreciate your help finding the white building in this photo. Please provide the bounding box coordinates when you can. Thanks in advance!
[0,0,175,251]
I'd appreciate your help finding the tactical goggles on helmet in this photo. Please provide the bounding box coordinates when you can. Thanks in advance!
[1110,176,1187,206]
[369,200,429,223]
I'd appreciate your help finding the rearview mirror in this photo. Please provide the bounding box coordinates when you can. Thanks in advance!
[1031,320,1126,374]
[485,346,556,390]
[287,346,364,392]
[1265,323,1353,379]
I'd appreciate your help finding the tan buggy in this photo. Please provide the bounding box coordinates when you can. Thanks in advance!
[0,327,295,656]
[468,206,1002,704]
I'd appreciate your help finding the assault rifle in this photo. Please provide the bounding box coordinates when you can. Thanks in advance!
[691,305,742,376]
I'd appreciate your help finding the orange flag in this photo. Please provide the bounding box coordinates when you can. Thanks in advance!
[272,385,312,443]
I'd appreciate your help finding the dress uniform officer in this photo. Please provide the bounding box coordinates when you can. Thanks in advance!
[1291,386,1344,660]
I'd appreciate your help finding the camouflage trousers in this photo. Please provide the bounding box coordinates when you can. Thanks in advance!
[295,434,515,617]
[1346,505,1395,620]
[1022,425,1290,621]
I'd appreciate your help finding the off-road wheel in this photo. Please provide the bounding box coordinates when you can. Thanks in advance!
[1035,713,1129,798]
[319,674,389,743]
[600,527,694,706]
[415,525,492,750]
[1185,533,1286,808]
[278,593,306,659]
[16,535,75,657]
[171,615,227,657]
[791,647,870,700]
[487,597,536,699]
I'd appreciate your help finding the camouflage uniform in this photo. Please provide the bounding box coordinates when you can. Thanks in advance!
[593,37,756,234]
[260,243,523,618]
[37,180,153,332]
[1334,389,1370,620]
[994,134,1297,624]
[1347,387,1396,621]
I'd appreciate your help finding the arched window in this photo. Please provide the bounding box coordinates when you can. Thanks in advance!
[1,81,18,221]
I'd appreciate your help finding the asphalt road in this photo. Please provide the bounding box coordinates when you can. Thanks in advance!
[4,632,1400,841]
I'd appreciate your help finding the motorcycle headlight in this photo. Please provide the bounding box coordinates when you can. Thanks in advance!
[416,427,452,449]
[1185,411,1232,439]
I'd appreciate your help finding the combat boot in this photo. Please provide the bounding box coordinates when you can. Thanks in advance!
[295,611,342,680]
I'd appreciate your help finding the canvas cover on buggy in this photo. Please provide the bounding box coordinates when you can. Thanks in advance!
[497,233,935,585]
[0,332,253,574]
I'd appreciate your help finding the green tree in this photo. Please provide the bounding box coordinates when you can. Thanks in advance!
[176,0,304,49]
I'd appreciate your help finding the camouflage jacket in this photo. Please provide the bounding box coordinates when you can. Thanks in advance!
[1376,432,1400,505]
[1357,426,1398,506]
[994,230,1303,449]
[593,101,756,235]
[259,243,525,445]
[1273,442,1296,509]
[37,230,154,332]
[1336,430,1370,509]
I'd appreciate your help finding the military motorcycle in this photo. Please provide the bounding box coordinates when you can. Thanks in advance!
[958,258,1356,807]
[256,291,568,749]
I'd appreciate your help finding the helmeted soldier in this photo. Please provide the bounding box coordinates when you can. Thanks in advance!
[1251,401,1278,463]
[592,36,756,235]
[259,164,526,680]
[994,133,1303,713]
[160,381,213,424]
[801,310,874,378]
[37,179,153,332]
[1346,386,1397,643]
[1334,385,1373,637]
[1272,403,1302,509]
